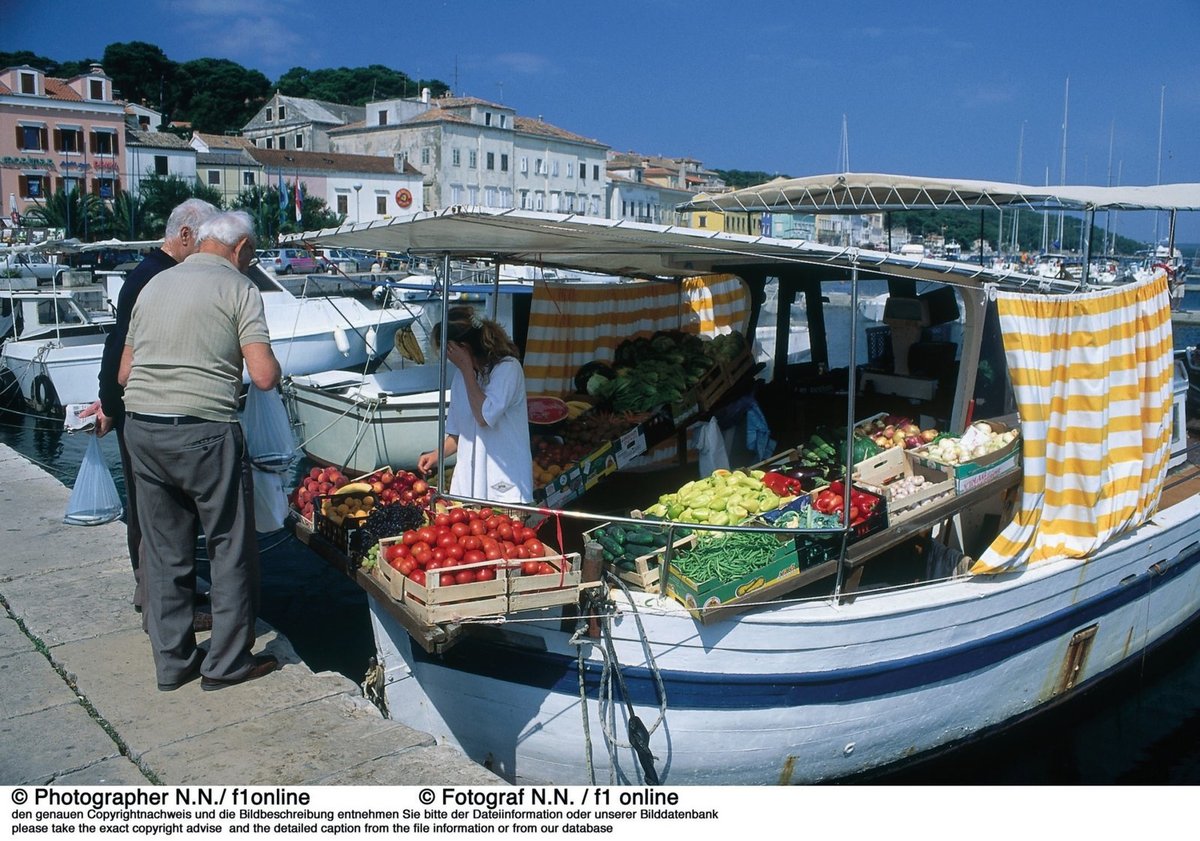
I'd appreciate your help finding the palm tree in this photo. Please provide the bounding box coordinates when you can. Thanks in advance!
[139,174,224,236]
[23,188,106,240]
[107,190,148,241]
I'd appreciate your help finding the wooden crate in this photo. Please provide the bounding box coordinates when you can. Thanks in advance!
[507,552,582,612]
[718,346,754,386]
[399,559,510,625]
[584,522,693,591]
[372,556,406,601]
[852,447,956,524]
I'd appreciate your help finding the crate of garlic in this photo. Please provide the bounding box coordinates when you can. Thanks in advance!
[852,447,957,523]
[910,419,1022,493]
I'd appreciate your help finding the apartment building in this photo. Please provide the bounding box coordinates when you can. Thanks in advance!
[248,147,423,224]
[242,93,365,154]
[189,132,263,206]
[327,94,608,214]
[0,63,126,223]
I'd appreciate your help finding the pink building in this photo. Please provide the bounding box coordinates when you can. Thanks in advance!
[0,63,126,225]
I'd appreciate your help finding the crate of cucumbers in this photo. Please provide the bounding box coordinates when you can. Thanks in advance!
[585,521,692,590]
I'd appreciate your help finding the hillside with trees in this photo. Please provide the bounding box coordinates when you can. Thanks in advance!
[0,43,449,135]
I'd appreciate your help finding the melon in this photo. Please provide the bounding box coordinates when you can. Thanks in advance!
[527,396,569,425]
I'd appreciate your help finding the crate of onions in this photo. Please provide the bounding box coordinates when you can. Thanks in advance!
[852,447,956,523]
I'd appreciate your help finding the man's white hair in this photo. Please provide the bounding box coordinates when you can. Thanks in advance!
[196,210,256,247]
[163,199,217,241]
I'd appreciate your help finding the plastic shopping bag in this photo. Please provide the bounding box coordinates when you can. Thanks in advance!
[697,416,730,477]
[64,434,123,526]
[242,385,296,473]
[251,466,287,534]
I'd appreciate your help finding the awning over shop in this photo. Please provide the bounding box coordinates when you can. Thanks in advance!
[679,173,1200,214]
[286,208,1076,292]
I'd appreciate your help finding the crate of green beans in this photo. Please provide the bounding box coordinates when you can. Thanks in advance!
[664,529,801,621]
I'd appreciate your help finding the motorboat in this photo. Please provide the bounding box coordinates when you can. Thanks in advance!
[0,272,117,411]
[856,292,889,322]
[0,260,416,414]
[286,277,534,474]
[286,178,1200,785]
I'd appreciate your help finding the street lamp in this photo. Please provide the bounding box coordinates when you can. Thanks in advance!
[353,183,362,224]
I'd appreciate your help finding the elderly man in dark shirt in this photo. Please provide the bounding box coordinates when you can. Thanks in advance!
[81,199,217,621]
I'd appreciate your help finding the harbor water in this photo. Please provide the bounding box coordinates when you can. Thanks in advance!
[3,285,1199,785]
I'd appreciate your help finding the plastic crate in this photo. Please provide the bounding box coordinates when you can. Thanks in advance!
[865,325,893,369]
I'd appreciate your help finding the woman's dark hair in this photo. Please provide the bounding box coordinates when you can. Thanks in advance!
[435,305,520,375]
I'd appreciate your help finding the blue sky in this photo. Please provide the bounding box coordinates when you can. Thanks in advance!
[5,0,1199,242]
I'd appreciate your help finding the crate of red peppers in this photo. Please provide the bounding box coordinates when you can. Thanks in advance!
[810,481,887,541]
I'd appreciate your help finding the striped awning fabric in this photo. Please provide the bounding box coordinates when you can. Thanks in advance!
[974,271,1174,572]
[523,274,750,396]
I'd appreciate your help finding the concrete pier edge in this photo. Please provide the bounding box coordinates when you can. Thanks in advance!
[0,442,501,786]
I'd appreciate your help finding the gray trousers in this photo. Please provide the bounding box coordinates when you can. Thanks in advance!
[124,418,260,686]
[114,425,146,616]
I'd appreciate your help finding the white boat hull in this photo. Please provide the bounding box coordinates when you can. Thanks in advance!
[286,365,451,474]
[1,335,109,409]
[0,300,413,412]
[367,492,1200,784]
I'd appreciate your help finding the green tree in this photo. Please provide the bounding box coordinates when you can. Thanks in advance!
[23,188,107,240]
[101,41,178,122]
[0,50,96,78]
[137,174,223,235]
[231,185,286,244]
[106,190,149,241]
[275,64,449,105]
[713,169,790,189]
[232,184,344,246]
[174,58,271,133]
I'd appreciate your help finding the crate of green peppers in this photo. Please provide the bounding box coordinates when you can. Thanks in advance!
[584,521,691,591]
[664,529,800,622]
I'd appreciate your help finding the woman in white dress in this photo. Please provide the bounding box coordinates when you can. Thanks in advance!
[417,306,533,503]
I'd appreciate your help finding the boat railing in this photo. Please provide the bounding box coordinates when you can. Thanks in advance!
[429,489,857,603]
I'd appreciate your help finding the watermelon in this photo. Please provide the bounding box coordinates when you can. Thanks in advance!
[527,396,569,425]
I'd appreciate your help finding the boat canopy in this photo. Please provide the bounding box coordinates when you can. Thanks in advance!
[286,207,1079,292]
[679,173,1200,214]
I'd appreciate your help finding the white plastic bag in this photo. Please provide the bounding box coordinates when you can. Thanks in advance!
[697,417,730,477]
[242,385,296,472]
[64,434,123,526]
[251,467,287,533]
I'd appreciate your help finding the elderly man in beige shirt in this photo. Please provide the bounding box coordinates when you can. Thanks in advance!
[120,210,282,692]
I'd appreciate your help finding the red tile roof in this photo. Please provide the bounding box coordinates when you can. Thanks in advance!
[249,147,419,175]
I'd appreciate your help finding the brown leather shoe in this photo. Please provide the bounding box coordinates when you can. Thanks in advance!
[158,659,203,692]
[200,655,279,691]
[192,610,213,633]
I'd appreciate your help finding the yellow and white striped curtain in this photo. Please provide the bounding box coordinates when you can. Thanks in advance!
[681,274,752,337]
[523,274,750,396]
[974,272,1174,573]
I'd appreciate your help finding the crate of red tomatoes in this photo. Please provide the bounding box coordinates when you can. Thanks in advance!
[374,505,581,624]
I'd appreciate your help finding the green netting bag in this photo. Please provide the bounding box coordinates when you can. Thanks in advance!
[64,434,123,526]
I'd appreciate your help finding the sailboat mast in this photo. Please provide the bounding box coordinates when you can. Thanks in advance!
[1013,121,1025,252]
[1103,120,1114,254]
[1154,85,1165,246]
[1057,77,1068,249]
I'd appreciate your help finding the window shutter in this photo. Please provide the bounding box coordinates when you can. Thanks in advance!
[54,129,62,151]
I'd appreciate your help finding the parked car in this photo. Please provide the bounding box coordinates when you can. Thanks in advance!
[314,248,365,273]
[0,250,62,281]
[258,247,317,274]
